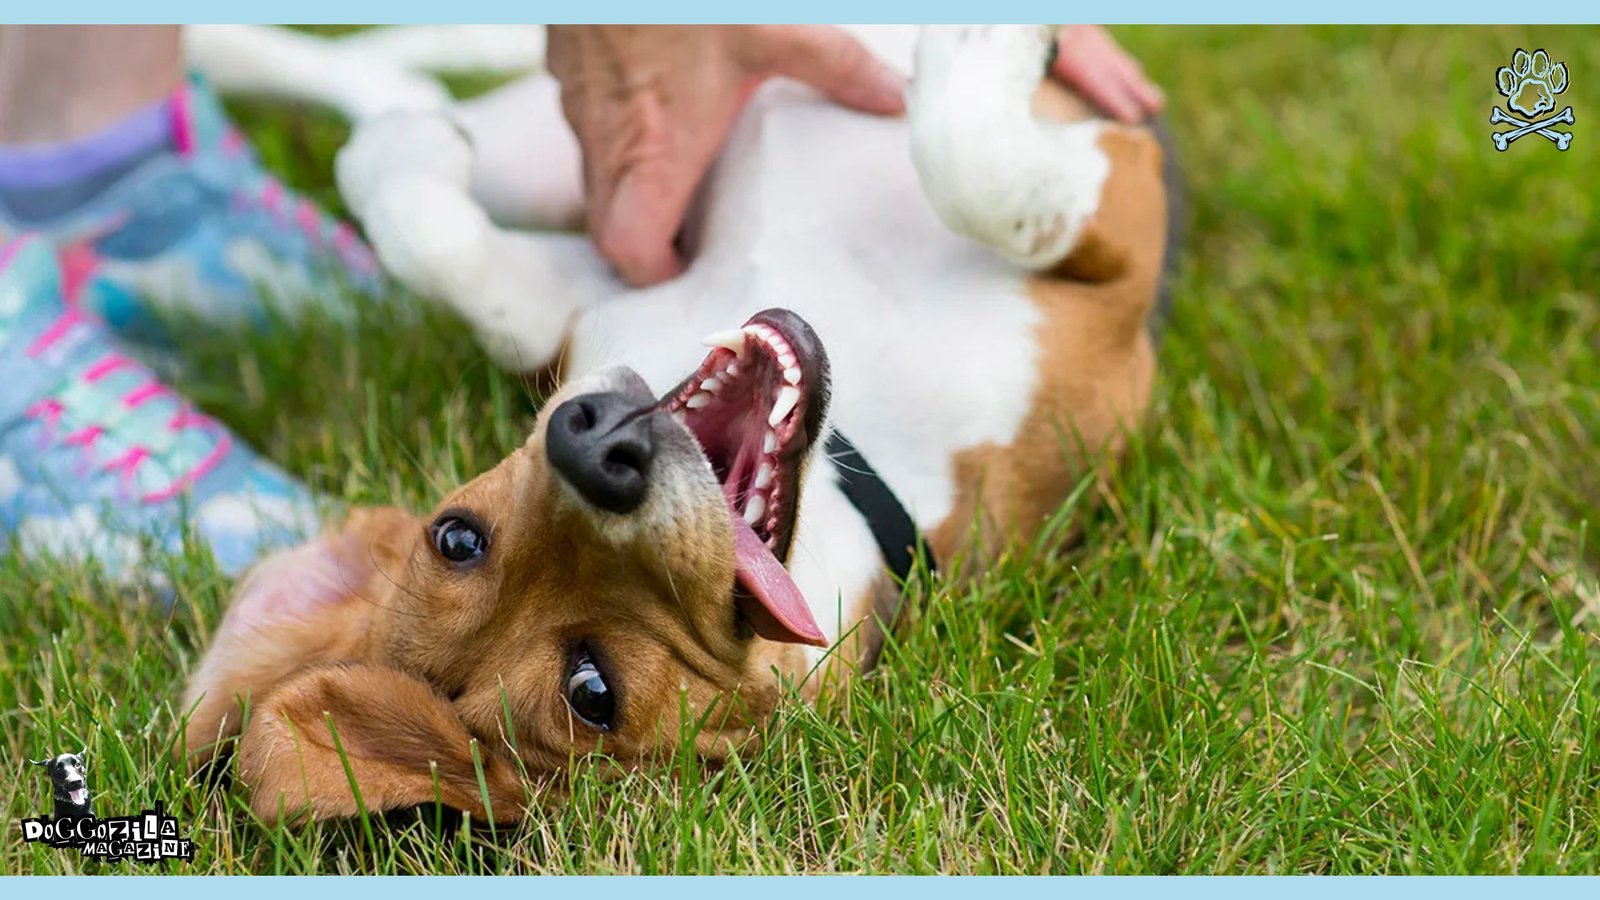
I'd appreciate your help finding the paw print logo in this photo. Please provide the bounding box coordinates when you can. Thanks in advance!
[1499,48,1567,115]
[1491,48,1573,151]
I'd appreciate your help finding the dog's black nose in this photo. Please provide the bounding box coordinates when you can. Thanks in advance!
[546,392,656,514]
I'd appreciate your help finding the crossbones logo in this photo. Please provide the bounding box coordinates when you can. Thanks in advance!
[1492,48,1572,151]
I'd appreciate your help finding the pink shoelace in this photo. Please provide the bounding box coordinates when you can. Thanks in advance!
[219,127,380,279]
[23,309,231,504]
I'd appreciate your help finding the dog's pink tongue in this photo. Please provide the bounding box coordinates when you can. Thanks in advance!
[730,503,828,647]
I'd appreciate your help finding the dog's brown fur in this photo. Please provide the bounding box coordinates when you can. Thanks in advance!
[184,401,807,822]
[836,84,1168,671]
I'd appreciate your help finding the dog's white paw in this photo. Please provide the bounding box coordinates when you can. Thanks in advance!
[335,112,474,223]
[908,25,1109,270]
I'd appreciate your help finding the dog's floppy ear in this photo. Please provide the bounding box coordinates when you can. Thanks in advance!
[182,506,419,769]
[237,664,526,824]
[29,758,49,767]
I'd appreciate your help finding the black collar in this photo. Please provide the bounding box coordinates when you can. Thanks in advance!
[824,431,935,581]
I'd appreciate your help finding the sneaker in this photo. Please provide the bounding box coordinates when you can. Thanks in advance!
[0,75,381,338]
[0,235,322,579]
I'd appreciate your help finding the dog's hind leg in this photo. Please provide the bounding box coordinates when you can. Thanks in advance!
[333,25,548,75]
[336,109,613,373]
[185,25,451,120]
[907,25,1148,279]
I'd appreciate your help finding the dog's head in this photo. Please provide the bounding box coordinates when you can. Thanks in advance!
[31,751,89,808]
[184,309,833,822]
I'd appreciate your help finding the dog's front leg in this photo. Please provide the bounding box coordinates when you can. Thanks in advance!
[336,111,614,373]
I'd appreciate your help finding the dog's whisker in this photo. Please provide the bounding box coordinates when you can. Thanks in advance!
[659,554,689,615]
[821,451,873,477]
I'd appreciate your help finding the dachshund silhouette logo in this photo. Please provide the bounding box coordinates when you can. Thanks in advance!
[1492,49,1573,151]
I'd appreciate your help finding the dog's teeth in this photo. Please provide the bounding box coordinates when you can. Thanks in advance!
[725,362,740,377]
[768,386,800,426]
[778,353,796,369]
[744,495,767,524]
[686,392,712,409]
[783,366,802,385]
[755,462,775,489]
[701,329,747,353]
[701,376,722,393]
[763,430,778,454]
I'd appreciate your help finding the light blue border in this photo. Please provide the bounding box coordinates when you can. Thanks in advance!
[2,4,1594,889]
[2,4,1599,23]
[2,875,1599,889]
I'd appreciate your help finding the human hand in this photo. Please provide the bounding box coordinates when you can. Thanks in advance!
[547,25,906,287]
[1051,25,1164,124]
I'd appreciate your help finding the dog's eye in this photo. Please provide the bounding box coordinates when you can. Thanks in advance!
[432,515,487,564]
[565,647,615,731]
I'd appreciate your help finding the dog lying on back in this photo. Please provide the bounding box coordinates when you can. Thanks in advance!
[180,24,1179,822]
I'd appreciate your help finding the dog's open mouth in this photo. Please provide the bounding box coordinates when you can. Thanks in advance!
[68,787,87,805]
[661,309,831,647]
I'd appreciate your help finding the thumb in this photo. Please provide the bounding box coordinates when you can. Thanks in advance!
[755,26,906,116]
[592,159,694,287]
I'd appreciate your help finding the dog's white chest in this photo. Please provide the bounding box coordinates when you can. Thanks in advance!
[569,90,1043,531]
[568,90,1045,642]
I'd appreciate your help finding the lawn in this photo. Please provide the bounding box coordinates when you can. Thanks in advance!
[3,25,1598,875]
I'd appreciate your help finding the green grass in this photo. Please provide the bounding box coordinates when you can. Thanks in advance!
[4,24,1599,874]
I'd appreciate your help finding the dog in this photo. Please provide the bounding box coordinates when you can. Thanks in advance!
[31,750,93,818]
[180,24,1180,823]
